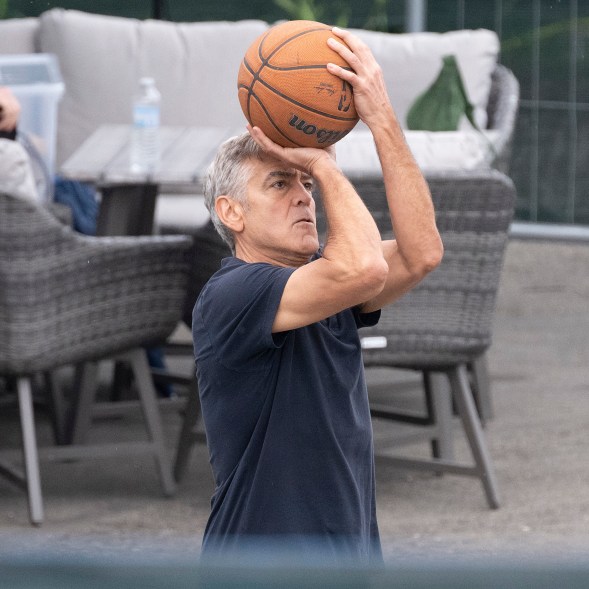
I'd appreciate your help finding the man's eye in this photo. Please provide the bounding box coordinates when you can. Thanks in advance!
[273,181,285,189]
[304,183,314,191]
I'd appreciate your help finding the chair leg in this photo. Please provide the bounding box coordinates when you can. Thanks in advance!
[68,362,99,445]
[126,349,176,497]
[448,365,501,509]
[174,376,202,483]
[469,354,494,425]
[424,371,454,462]
[43,371,68,445]
[17,377,44,526]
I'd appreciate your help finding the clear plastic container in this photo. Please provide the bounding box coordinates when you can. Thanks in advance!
[0,53,64,197]
[130,77,161,174]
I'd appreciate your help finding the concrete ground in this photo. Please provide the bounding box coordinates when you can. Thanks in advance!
[0,238,588,566]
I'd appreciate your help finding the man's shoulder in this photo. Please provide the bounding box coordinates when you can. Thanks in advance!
[206,257,289,290]
[198,257,296,311]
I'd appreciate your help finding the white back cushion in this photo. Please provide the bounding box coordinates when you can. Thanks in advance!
[351,28,499,130]
[0,18,39,54]
[38,9,267,164]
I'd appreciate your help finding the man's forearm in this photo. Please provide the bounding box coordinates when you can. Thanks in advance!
[372,110,443,277]
[313,159,385,275]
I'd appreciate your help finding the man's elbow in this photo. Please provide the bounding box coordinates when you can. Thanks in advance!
[339,255,389,300]
[360,257,390,297]
[411,239,444,281]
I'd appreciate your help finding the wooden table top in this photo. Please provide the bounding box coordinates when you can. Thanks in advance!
[60,124,244,187]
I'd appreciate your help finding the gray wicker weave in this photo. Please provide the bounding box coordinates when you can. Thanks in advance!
[349,170,516,509]
[359,170,516,370]
[0,190,192,524]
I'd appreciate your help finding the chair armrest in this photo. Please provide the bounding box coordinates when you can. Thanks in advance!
[46,202,74,226]
[486,64,520,173]
[1,229,193,373]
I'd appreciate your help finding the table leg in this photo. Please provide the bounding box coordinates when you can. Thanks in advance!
[96,183,158,236]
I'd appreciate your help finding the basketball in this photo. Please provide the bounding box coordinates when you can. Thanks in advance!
[237,20,359,149]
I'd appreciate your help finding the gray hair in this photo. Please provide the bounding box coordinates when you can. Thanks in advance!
[203,132,264,253]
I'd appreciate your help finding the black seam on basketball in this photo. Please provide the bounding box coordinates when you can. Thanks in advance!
[238,83,253,122]
[259,26,330,64]
[254,26,332,93]
[254,75,357,122]
[250,91,301,147]
[242,58,257,119]
[265,64,354,72]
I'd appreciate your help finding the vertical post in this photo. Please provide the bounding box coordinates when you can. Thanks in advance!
[405,0,427,32]
[153,0,163,20]
[567,0,578,223]
[530,0,541,222]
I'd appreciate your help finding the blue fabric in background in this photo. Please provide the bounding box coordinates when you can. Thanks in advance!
[53,175,98,236]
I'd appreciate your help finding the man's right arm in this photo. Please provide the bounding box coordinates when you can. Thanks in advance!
[248,126,388,334]
[274,156,388,332]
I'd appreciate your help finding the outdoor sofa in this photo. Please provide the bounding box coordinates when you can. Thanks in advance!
[0,8,518,229]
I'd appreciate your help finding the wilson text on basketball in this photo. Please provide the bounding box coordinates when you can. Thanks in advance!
[288,114,351,145]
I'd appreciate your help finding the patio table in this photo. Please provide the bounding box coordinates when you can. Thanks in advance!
[60,124,243,236]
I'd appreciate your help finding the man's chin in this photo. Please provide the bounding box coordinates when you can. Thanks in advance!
[300,236,320,255]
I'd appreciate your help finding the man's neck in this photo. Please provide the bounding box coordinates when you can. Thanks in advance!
[235,243,312,268]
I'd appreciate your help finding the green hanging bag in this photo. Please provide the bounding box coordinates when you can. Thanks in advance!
[406,54,480,132]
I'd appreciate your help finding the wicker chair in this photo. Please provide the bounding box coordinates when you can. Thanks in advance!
[350,170,516,509]
[0,190,192,524]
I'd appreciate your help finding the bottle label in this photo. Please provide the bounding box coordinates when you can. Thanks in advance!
[133,104,160,128]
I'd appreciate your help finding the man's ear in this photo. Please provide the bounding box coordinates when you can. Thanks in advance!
[215,196,245,234]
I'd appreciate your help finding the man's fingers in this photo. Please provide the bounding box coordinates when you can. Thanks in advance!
[327,37,361,72]
[326,62,355,82]
[247,124,282,156]
[330,27,371,60]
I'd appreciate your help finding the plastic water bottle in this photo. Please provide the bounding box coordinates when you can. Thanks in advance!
[130,77,161,173]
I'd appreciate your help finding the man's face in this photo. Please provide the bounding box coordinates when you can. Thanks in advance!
[236,156,320,266]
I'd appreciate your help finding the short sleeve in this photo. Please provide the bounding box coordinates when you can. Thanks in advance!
[194,261,295,370]
[353,306,381,328]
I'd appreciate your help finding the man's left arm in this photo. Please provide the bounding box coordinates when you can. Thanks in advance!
[327,28,444,313]
[361,115,443,313]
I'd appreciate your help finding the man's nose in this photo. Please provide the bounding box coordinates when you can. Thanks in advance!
[294,184,313,205]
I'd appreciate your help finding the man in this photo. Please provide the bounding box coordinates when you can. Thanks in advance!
[193,27,443,563]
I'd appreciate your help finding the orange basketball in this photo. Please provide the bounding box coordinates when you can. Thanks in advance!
[237,20,359,148]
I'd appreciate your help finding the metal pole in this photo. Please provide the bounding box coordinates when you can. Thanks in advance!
[153,0,163,20]
[405,0,427,33]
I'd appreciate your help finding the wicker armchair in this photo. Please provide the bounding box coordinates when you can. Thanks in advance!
[0,191,192,524]
[350,170,516,509]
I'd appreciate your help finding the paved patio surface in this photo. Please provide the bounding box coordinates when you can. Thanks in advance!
[0,238,588,567]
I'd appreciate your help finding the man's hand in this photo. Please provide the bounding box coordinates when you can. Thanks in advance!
[326,28,396,130]
[0,87,21,132]
[247,124,338,177]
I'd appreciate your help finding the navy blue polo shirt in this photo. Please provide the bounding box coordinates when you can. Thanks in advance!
[192,256,382,563]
